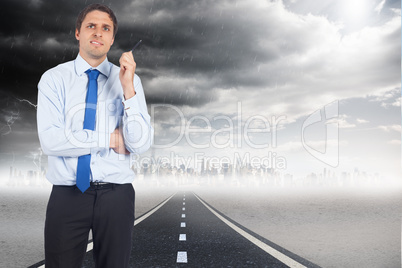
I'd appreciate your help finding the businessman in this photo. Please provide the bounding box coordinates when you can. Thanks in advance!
[37,3,153,267]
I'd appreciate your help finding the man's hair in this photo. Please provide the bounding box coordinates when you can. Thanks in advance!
[76,3,118,37]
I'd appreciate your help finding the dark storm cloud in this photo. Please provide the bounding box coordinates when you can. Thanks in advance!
[0,0,80,101]
[145,86,216,107]
[1,0,400,109]
[108,0,310,107]
[2,0,339,116]
[115,0,281,80]
[1,0,290,107]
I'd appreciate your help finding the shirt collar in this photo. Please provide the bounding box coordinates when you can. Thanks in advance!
[74,53,111,78]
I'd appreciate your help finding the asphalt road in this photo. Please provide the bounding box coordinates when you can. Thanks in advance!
[29,191,320,268]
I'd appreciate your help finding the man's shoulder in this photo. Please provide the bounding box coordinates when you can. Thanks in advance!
[41,60,75,79]
[38,60,76,91]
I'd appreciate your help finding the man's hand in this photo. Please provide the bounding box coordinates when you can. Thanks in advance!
[110,128,130,155]
[119,51,136,100]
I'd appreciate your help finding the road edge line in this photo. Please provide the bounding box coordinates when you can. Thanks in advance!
[134,192,176,226]
[194,193,307,268]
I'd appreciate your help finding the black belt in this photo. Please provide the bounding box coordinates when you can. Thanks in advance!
[89,181,115,189]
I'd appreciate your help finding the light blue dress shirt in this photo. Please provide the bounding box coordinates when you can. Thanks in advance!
[37,54,153,185]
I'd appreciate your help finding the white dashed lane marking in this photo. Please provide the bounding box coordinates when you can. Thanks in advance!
[177,251,188,263]
[179,234,187,241]
[178,193,188,264]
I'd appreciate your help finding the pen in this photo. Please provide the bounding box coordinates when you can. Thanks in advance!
[132,40,142,52]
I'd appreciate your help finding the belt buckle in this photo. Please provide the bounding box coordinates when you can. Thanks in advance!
[91,181,109,189]
[91,181,103,189]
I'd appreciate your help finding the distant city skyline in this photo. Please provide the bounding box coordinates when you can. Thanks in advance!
[4,150,391,189]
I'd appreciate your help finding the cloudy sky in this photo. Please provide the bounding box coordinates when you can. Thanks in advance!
[0,0,400,181]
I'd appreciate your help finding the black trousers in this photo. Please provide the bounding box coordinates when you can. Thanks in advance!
[44,183,135,268]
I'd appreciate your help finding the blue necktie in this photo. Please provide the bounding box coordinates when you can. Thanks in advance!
[76,69,100,193]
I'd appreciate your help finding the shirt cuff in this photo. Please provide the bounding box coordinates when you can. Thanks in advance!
[122,95,142,116]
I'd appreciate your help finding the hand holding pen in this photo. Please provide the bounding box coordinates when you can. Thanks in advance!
[119,40,142,99]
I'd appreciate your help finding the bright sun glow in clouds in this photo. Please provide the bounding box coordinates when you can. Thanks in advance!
[340,0,372,29]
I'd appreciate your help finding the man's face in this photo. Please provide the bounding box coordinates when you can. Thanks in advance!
[75,10,115,62]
